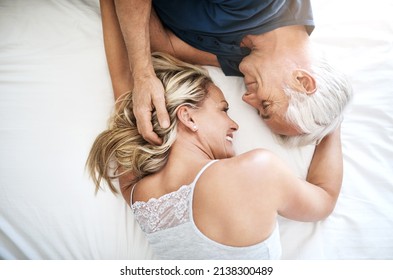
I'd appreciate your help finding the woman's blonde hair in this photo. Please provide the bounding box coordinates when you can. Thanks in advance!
[86,52,212,194]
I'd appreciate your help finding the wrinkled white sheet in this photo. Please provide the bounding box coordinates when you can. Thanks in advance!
[0,0,392,259]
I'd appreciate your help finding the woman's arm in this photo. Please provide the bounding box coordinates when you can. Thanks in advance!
[192,128,342,247]
[100,0,133,99]
[276,127,343,221]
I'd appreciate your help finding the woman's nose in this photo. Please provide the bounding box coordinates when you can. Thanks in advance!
[231,119,239,131]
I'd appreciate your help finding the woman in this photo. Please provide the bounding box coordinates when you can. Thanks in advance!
[87,53,342,259]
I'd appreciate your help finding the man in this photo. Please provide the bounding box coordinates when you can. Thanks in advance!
[100,0,352,146]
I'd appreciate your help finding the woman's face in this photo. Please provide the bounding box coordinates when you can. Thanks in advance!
[194,84,239,159]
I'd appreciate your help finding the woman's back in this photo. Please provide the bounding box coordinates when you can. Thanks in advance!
[131,159,282,259]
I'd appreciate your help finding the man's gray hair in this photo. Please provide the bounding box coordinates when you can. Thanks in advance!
[279,56,353,147]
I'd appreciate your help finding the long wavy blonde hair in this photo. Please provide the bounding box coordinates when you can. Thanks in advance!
[86,53,212,194]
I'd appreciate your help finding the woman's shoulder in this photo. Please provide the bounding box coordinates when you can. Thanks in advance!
[193,150,280,246]
[220,148,276,173]
[236,148,275,163]
[198,149,277,187]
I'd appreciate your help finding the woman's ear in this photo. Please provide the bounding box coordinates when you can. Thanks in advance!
[177,105,198,132]
[292,69,317,95]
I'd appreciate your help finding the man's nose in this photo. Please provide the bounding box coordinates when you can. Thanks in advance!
[242,92,255,105]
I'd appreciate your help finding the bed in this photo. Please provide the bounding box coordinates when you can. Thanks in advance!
[1,0,392,260]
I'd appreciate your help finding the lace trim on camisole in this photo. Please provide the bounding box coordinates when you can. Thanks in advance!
[131,184,192,234]
[131,160,218,234]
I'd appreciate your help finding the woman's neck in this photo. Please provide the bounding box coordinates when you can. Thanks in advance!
[135,139,213,199]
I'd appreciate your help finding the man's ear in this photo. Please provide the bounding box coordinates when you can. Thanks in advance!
[177,105,197,131]
[292,69,317,95]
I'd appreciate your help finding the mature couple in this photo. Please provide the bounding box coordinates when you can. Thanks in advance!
[87,0,352,259]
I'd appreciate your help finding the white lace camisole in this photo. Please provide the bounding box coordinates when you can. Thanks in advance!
[131,160,282,259]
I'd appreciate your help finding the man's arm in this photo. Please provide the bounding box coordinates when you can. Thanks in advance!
[113,0,169,145]
[103,0,218,144]
[148,10,219,67]
[115,0,153,79]
[114,0,218,144]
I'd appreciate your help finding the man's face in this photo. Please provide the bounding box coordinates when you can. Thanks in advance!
[239,50,301,136]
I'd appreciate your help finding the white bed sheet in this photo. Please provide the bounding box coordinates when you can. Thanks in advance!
[0,0,392,259]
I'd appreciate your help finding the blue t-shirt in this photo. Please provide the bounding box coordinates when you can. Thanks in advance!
[152,0,314,76]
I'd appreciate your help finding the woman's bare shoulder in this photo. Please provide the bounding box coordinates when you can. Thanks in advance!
[198,149,276,187]
[193,149,279,246]
[222,149,275,172]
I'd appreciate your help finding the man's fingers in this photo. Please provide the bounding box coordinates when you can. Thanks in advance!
[134,108,163,145]
[132,75,169,144]
[152,91,170,129]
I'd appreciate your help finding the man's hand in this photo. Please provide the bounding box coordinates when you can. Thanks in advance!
[132,73,170,145]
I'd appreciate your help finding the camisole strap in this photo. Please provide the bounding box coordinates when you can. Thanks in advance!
[190,160,219,187]
[130,183,138,205]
